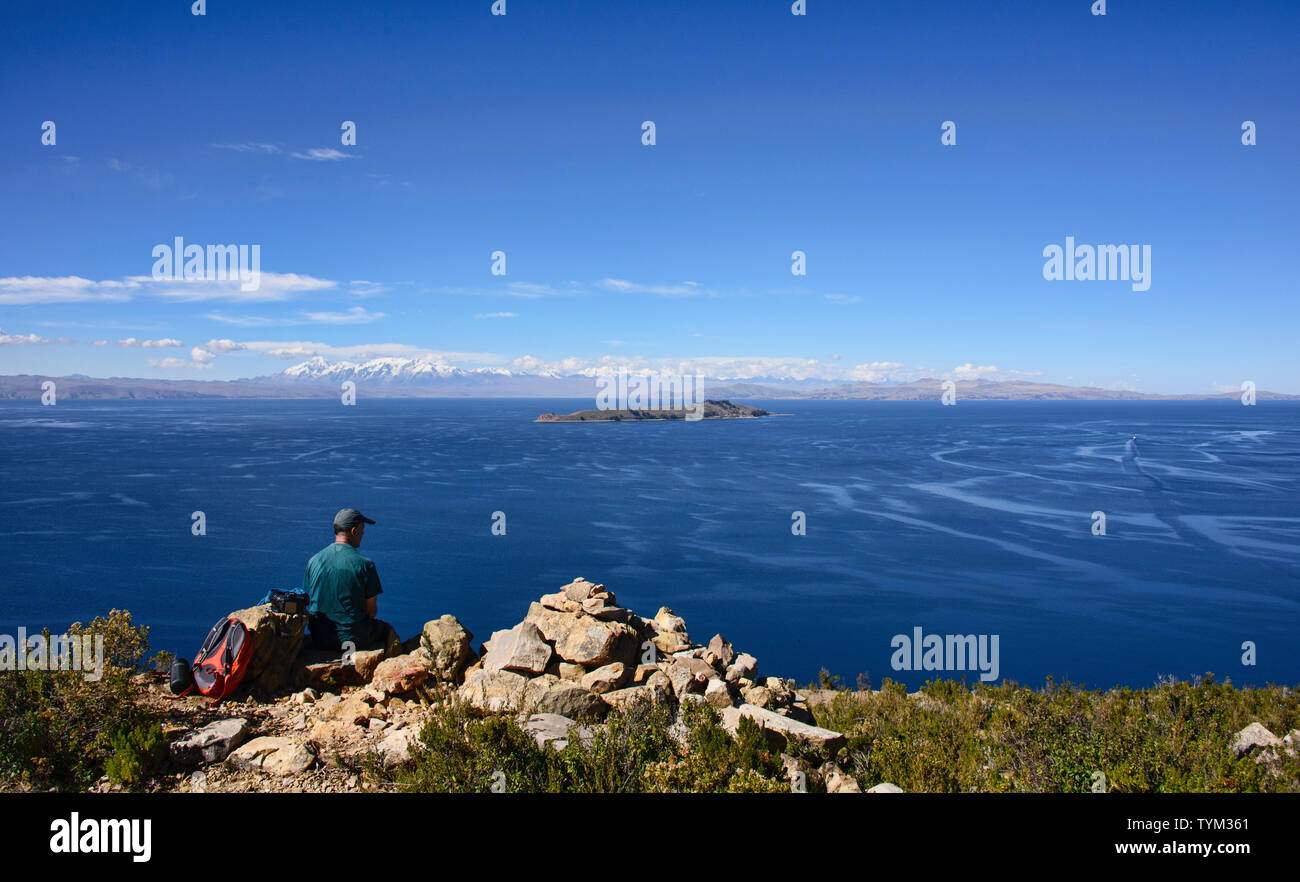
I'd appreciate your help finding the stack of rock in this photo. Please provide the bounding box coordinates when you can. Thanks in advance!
[171,577,846,782]
[457,577,845,755]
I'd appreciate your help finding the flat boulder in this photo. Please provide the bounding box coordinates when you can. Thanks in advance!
[519,713,594,750]
[720,704,845,755]
[227,736,317,777]
[459,668,528,713]
[603,682,670,710]
[169,718,249,766]
[293,646,387,692]
[523,675,610,719]
[371,651,434,694]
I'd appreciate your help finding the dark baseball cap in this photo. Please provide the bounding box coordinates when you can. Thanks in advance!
[333,508,375,530]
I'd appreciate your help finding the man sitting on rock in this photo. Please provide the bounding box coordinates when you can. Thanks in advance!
[303,508,399,654]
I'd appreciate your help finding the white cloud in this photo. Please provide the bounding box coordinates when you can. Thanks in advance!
[290,148,356,161]
[475,312,518,319]
[825,294,861,304]
[597,278,715,297]
[212,142,281,154]
[199,339,247,354]
[148,357,190,369]
[0,328,52,345]
[117,337,183,349]
[299,307,385,324]
[0,276,134,305]
[0,273,337,305]
[201,312,280,327]
[949,363,1000,380]
[348,280,391,297]
[848,361,908,382]
[142,272,336,303]
[204,306,387,326]
[434,281,564,299]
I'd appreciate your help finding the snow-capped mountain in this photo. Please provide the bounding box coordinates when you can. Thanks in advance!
[278,356,513,384]
[270,356,861,394]
[267,356,823,397]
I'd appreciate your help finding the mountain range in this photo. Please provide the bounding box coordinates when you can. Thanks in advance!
[1,356,1295,401]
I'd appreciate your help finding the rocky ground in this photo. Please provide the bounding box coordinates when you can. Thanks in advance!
[105,576,1298,794]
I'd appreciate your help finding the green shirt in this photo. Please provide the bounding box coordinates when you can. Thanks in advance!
[302,542,383,647]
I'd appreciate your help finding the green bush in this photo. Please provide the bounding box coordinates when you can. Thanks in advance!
[0,611,163,791]
[390,696,789,793]
[807,674,1300,793]
[105,723,166,788]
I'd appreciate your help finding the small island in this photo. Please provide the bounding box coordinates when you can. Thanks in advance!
[537,399,771,422]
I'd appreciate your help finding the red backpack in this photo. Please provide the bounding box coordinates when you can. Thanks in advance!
[187,617,254,704]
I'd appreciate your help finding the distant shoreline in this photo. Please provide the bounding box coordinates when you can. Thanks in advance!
[2,373,1297,402]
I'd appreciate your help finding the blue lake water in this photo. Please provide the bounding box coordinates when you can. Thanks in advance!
[2,398,1297,688]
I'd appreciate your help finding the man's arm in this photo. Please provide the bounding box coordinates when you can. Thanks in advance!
[363,560,382,619]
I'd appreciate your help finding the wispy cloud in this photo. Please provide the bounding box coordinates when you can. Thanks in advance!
[201,312,281,327]
[0,276,134,305]
[116,337,183,349]
[433,281,571,299]
[825,293,861,304]
[1,273,336,306]
[212,142,281,154]
[106,158,174,189]
[299,307,385,324]
[597,278,715,297]
[203,305,387,326]
[475,312,518,319]
[147,272,336,304]
[290,148,357,161]
[348,280,392,297]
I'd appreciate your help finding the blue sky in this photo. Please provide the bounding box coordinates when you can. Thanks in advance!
[1,0,1296,391]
